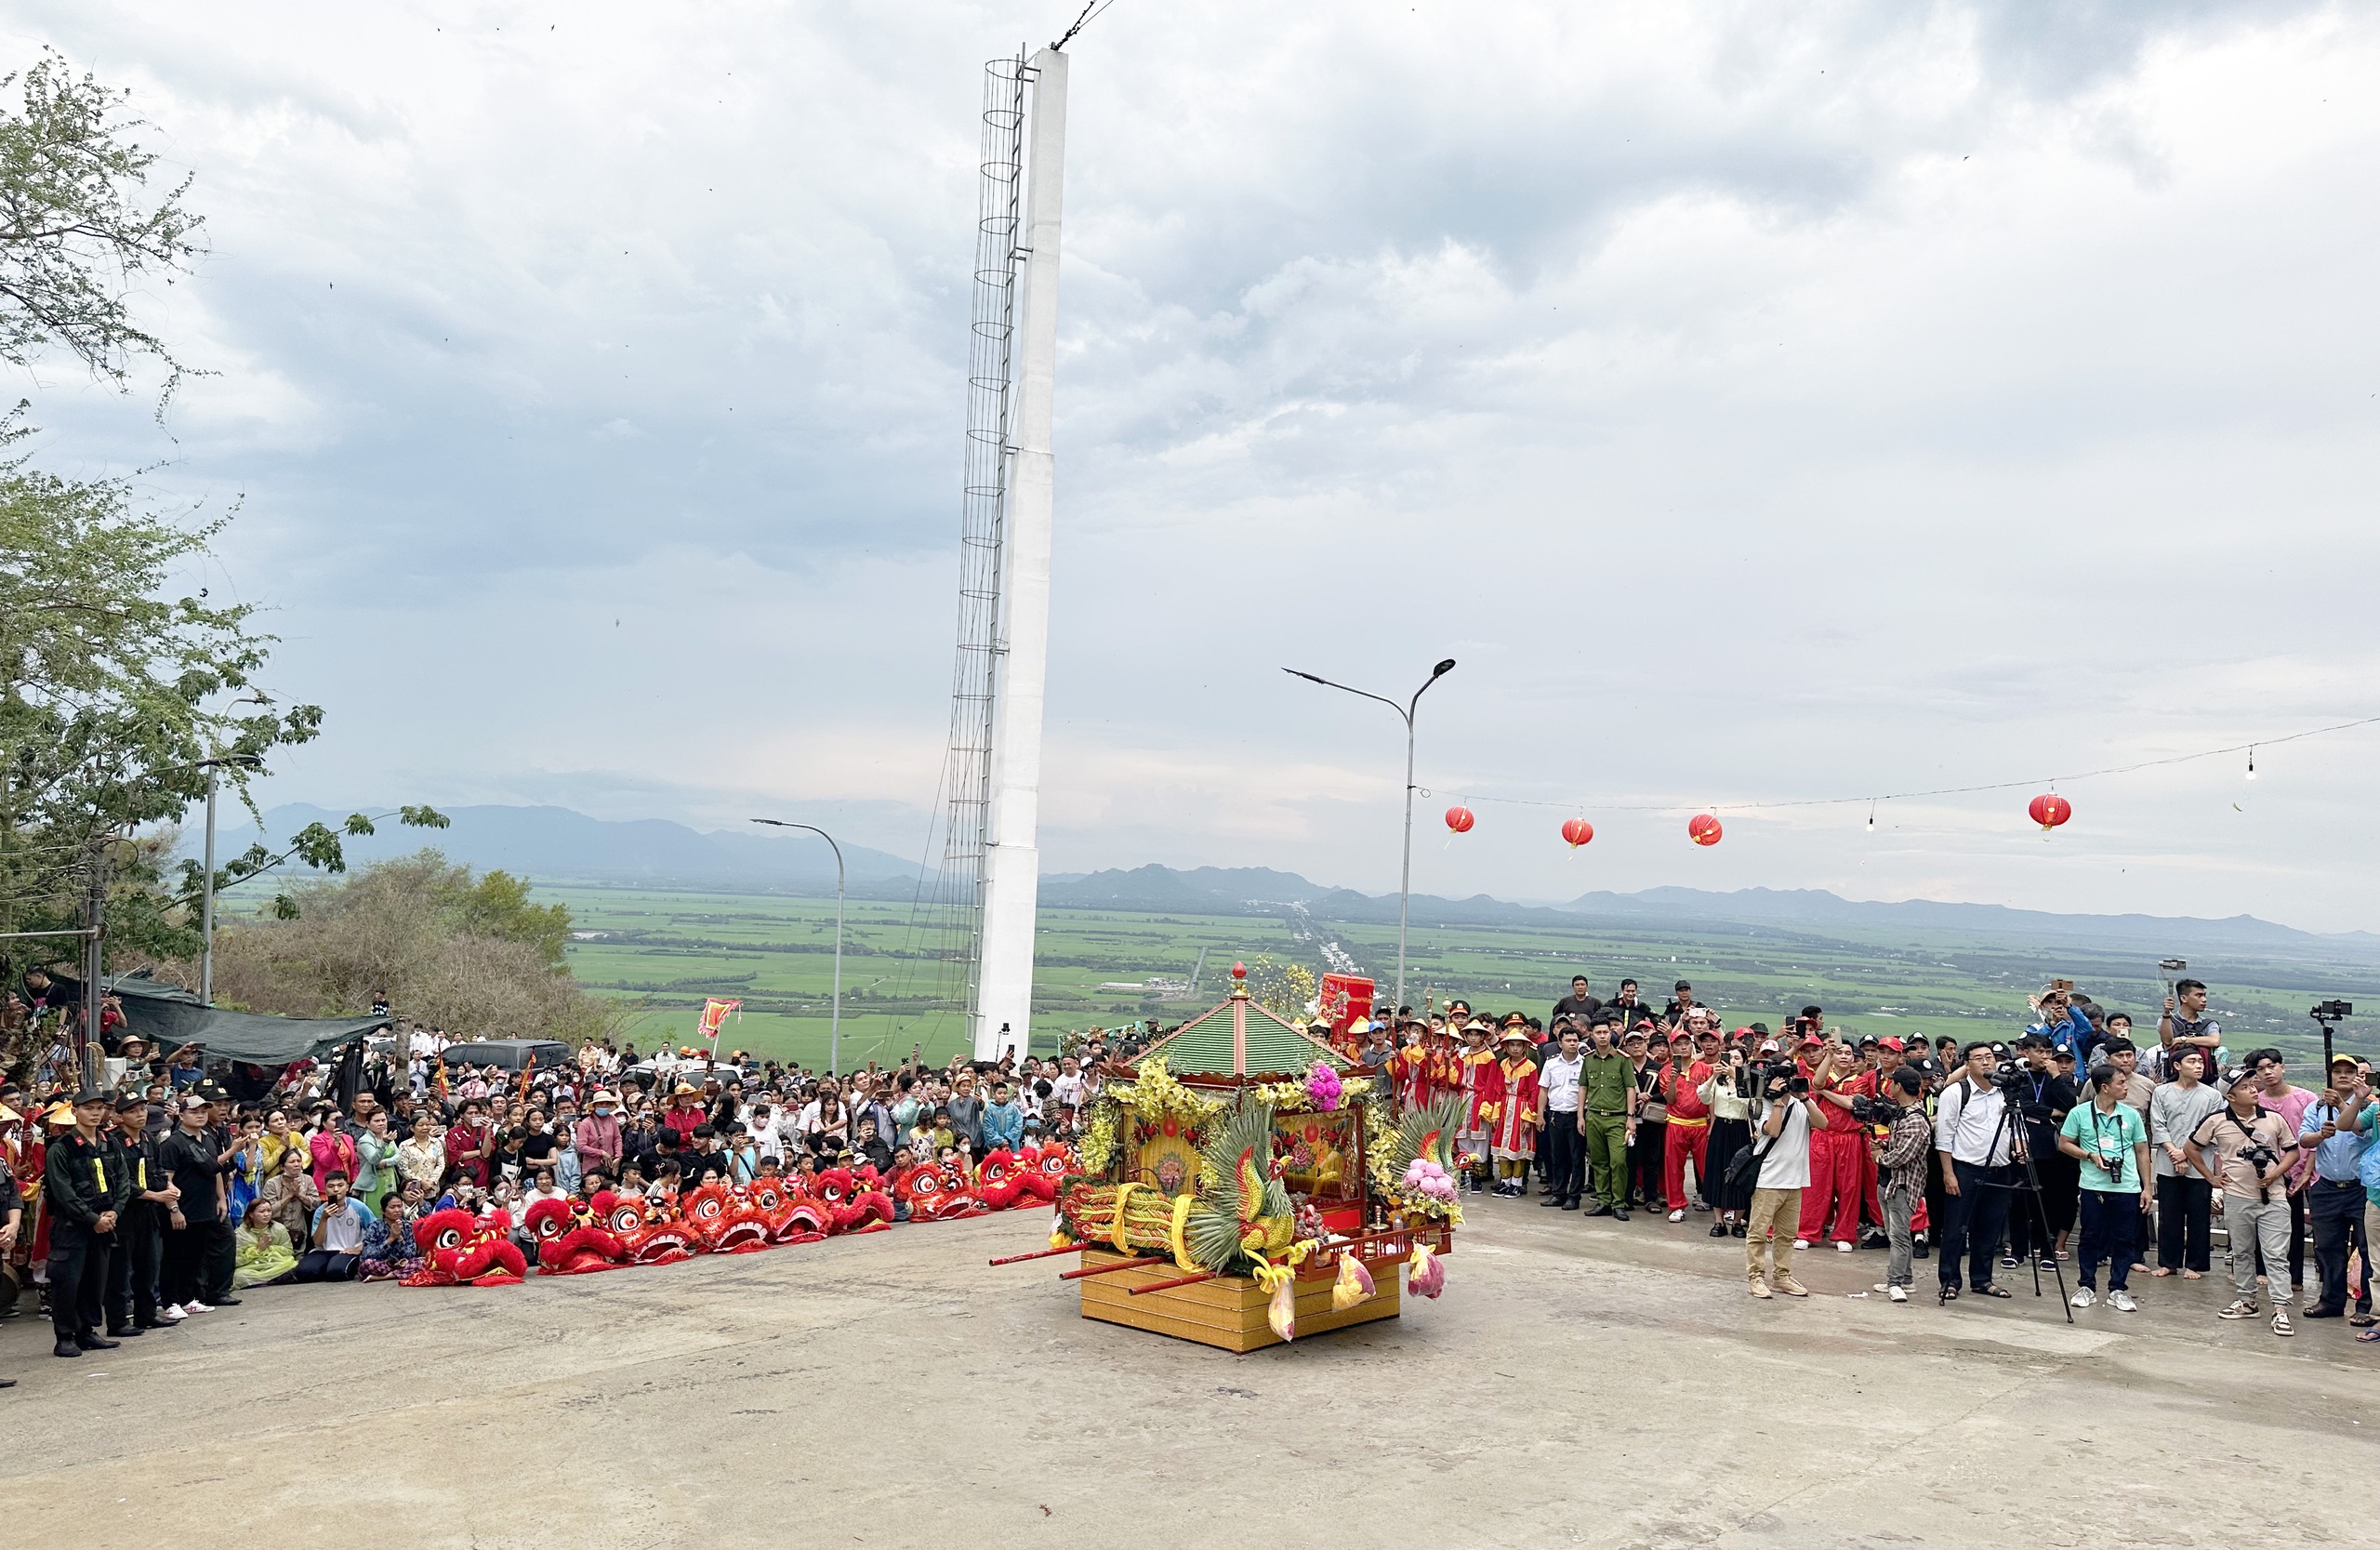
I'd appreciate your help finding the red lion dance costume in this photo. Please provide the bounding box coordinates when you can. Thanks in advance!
[593,1191,699,1265]
[524,1197,629,1276]
[892,1159,986,1221]
[973,1148,1032,1211]
[681,1182,775,1254]
[813,1166,893,1234]
[402,1208,528,1287]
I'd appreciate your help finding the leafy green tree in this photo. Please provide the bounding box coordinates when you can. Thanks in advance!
[0,51,441,978]
[209,852,620,1043]
[0,49,204,394]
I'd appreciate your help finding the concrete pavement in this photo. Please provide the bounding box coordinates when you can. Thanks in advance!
[3,1193,2373,1549]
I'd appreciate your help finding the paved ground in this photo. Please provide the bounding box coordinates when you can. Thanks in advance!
[4,1193,2375,1549]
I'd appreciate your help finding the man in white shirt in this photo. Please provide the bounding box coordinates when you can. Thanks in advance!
[1746,1063,1825,1299]
[1934,1041,2018,1303]
[1050,1056,1085,1113]
[1535,1026,1586,1210]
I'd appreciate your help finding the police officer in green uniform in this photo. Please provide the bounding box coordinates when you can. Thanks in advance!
[43,1088,121,1358]
[1579,1013,1640,1220]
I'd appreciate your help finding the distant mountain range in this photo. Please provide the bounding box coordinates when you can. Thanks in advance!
[203,804,923,894]
[201,804,2376,960]
[1039,867,2380,960]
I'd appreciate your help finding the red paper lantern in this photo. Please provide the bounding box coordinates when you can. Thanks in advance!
[1560,817,1594,849]
[1686,813,1723,847]
[1444,805,1475,834]
[2028,793,2072,831]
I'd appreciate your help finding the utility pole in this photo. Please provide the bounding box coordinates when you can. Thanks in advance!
[81,840,108,1088]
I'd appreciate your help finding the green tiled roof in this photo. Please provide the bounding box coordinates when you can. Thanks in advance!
[1138,994,1347,1080]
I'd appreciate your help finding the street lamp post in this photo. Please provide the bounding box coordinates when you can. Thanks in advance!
[1282,658,1457,1024]
[751,818,844,1074]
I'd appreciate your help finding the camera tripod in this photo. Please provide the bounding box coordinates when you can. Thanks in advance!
[1967,1094,2075,1323]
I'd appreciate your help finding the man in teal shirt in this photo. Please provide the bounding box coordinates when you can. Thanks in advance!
[2059,1063,2149,1311]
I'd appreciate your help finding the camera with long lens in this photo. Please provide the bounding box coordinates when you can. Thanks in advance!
[1748,1059,1807,1097]
[1848,1093,1901,1125]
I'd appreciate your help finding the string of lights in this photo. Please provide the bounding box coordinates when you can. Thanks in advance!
[1422,712,2380,819]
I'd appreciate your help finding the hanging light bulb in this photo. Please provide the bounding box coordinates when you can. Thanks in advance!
[2246,746,2256,780]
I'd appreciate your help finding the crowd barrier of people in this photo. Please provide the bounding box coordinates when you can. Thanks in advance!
[0,1024,1114,1383]
[1386,973,2376,1335]
[3,970,2372,1389]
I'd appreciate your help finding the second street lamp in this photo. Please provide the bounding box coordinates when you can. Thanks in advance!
[1282,657,1456,1024]
[751,818,844,1074]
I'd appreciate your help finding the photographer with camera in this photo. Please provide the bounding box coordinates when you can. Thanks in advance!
[1743,1043,1831,1300]
[2185,1068,2301,1335]
[2296,1054,2369,1322]
[1933,1041,2021,1303]
[2003,1032,2079,1268]
[1872,1066,1934,1302]
[2058,1063,2151,1310]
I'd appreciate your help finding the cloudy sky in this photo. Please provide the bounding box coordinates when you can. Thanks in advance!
[13,2,2380,930]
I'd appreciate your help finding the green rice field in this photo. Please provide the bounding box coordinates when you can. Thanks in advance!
[541,884,2376,1075]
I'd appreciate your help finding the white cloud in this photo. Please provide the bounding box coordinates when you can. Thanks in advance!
[7,2,2379,929]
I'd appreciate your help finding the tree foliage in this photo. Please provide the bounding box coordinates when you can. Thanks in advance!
[0,49,205,393]
[0,51,441,976]
[206,851,624,1043]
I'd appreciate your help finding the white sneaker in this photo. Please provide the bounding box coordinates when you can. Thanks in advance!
[1792,1239,1811,1251]
[1835,1240,1854,1253]
[183,1300,214,1314]
[2070,1287,2096,1308]
[1667,1209,1686,1223]
[2109,1291,2136,1312]
[1887,1284,1908,1303]
[2271,1307,2294,1337]
[160,1304,189,1321]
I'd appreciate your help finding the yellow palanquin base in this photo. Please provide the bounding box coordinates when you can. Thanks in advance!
[1076,1248,1403,1353]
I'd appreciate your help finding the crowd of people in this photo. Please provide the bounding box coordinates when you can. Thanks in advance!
[1407,973,2376,1335]
[3,968,2371,1387]
[0,1011,1126,1384]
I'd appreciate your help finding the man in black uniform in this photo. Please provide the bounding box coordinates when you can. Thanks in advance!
[196,1080,243,1306]
[1551,974,1602,1031]
[158,1093,223,1312]
[107,1091,178,1334]
[43,1088,121,1358]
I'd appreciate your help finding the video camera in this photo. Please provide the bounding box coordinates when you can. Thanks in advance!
[1750,1059,1807,1098]
[1848,1092,1901,1126]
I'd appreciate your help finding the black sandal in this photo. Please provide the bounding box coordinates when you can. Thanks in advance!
[1938,1285,1959,1304]
[1975,1284,2013,1299]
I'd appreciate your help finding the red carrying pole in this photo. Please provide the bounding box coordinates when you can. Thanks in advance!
[987,1242,1089,1266]
[1128,1270,1220,1295]
[1058,1255,1165,1280]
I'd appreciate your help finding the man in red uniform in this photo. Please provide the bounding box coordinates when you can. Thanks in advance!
[1661,1015,1716,1220]
[1802,1030,1868,1252]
